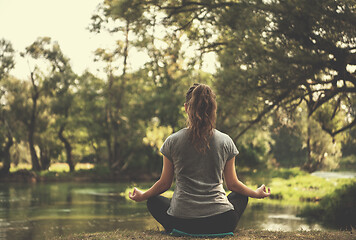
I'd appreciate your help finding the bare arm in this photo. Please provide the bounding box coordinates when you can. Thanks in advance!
[224,157,270,198]
[129,155,174,202]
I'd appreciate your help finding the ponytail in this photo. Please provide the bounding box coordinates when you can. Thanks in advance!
[185,83,217,153]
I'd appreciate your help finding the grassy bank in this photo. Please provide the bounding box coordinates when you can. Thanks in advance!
[1,163,158,182]
[123,168,356,206]
[55,229,355,240]
[5,165,355,208]
[239,167,356,205]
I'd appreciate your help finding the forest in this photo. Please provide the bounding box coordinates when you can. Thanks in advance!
[0,0,355,177]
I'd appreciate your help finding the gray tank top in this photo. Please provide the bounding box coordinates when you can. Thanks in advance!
[160,128,239,218]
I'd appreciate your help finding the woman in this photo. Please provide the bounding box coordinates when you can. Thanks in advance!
[129,83,270,234]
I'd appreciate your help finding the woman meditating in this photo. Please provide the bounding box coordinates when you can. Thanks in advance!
[129,83,271,235]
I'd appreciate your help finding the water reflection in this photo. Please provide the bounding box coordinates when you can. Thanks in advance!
[0,182,325,240]
[239,203,323,231]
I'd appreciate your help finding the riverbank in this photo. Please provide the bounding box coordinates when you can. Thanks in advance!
[55,229,355,240]
[0,163,160,183]
[3,166,356,207]
[1,171,355,239]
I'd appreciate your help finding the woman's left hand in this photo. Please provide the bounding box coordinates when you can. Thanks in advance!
[255,184,271,199]
[129,187,145,202]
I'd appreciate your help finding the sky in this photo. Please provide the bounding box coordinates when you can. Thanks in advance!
[0,0,147,79]
[0,0,217,80]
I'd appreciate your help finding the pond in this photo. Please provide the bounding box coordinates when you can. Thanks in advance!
[0,181,325,240]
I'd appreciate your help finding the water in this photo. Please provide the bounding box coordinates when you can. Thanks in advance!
[311,171,356,179]
[239,203,323,231]
[0,181,326,240]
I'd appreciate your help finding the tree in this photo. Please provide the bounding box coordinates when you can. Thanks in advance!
[34,37,78,172]
[270,104,342,171]
[0,39,15,78]
[0,39,15,174]
[76,71,107,164]
[91,0,141,171]
[91,0,208,173]
[127,0,356,140]
[1,76,32,173]
[215,0,356,141]
[270,110,307,168]
[21,37,78,171]
[20,42,45,171]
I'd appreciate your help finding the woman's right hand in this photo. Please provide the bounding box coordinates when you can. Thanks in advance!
[129,187,145,202]
[255,184,271,199]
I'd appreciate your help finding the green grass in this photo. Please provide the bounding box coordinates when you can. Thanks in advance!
[4,163,114,182]
[9,163,96,173]
[239,168,356,206]
[6,165,355,207]
[54,229,355,240]
[123,168,356,210]
[5,165,356,209]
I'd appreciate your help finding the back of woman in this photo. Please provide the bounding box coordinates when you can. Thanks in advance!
[160,128,238,218]
[129,83,271,235]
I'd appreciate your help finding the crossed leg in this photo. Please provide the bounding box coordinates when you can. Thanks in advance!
[146,192,248,233]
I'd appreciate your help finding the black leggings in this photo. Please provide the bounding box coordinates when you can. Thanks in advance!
[146,192,248,234]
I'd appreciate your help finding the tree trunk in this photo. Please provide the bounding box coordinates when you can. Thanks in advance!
[111,20,130,172]
[58,124,74,172]
[105,135,113,167]
[105,100,114,167]
[28,132,41,171]
[0,130,13,175]
[303,118,317,173]
[29,73,41,171]
[39,146,51,170]
[103,20,130,172]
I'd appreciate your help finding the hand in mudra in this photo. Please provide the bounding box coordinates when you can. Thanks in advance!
[129,187,145,202]
[255,184,271,199]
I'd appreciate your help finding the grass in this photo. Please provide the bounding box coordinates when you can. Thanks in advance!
[5,163,114,182]
[5,165,355,206]
[124,168,356,208]
[54,229,355,240]
[239,168,356,206]
[9,163,96,174]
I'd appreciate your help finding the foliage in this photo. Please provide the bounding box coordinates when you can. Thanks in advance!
[300,181,356,230]
[269,104,343,171]
[217,0,356,139]
[268,167,308,179]
[128,0,356,141]
[1,0,356,174]
[338,155,356,171]
[143,119,173,152]
[19,37,79,171]
[270,110,307,168]
[342,126,356,157]
[0,39,15,174]
[96,0,356,171]
[235,123,271,169]
[0,38,15,79]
